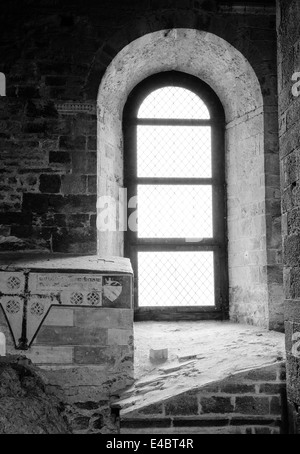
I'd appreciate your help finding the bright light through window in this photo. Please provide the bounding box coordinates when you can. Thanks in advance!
[138,185,213,238]
[127,81,219,309]
[137,125,211,178]
[138,251,215,307]
[138,86,210,119]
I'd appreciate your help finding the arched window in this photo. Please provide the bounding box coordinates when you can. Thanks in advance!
[123,71,228,320]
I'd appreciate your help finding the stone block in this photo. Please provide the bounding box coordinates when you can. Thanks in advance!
[254,427,272,434]
[71,151,97,174]
[22,193,49,214]
[35,326,108,346]
[92,415,104,430]
[278,363,287,381]
[282,150,298,188]
[87,136,97,151]
[164,391,199,416]
[49,151,71,164]
[39,174,61,194]
[74,308,133,329]
[279,122,300,159]
[57,384,109,403]
[59,135,86,150]
[121,418,172,429]
[200,396,234,414]
[235,396,270,415]
[107,329,132,346]
[72,416,90,431]
[73,345,130,366]
[149,348,168,363]
[75,401,99,410]
[138,403,164,415]
[87,175,97,194]
[270,396,282,415]
[219,383,256,394]
[284,301,300,323]
[51,230,97,254]
[44,360,132,393]
[22,346,74,364]
[23,120,47,134]
[283,234,300,266]
[0,212,32,225]
[258,383,286,395]
[242,366,278,382]
[25,100,58,119]
[43,307,74,327]
[287,354,300,405]
[287,207,300,235]
[48,194,97,213]
[67,213,90,227]
[288,269,300,298]
[172,417,230,429]
[61,175,87,195]
[287,97,300,130]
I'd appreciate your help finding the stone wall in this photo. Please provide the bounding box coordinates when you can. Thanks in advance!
[120,362,287,434]
[0,0,282,327]
[277,0,300,434]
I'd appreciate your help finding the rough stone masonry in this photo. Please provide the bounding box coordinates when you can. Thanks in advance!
[1,0,300,435]
[0,0,282,331]
[277,0,300,434]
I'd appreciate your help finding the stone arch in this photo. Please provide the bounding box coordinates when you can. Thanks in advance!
[97,28,281,329]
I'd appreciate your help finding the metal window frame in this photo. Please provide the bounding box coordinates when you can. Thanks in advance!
[123,71,228,321]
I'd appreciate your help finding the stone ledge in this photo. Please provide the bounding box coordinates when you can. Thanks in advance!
[0,252,133,274]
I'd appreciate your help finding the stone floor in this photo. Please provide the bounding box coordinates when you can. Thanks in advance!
[116,320,285,414]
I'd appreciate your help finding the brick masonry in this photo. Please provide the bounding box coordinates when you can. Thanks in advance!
[0,0,290,435]
[277,0,300,434]
[120,362,288,434]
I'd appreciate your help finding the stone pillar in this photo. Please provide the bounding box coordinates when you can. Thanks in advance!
[277,0,300,434]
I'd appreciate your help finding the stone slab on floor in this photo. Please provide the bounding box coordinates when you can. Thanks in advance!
[115,321,285,415]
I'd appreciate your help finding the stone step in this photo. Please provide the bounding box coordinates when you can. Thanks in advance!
[119,362,287,434]
[121,415,281,434]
